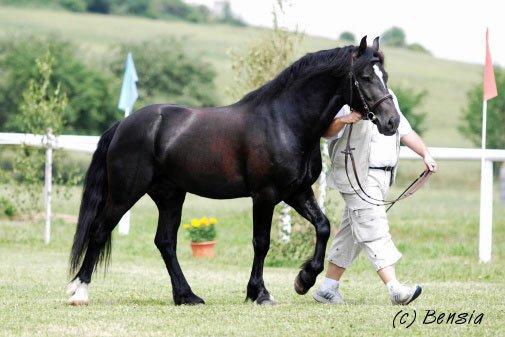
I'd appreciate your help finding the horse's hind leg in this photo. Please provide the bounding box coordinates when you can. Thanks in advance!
[67,199,132,305]
[68,167,152,305]
[285,187,330,295]
[149,185,204,305]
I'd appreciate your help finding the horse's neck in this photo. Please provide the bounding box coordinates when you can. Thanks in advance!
[280,75,347,143]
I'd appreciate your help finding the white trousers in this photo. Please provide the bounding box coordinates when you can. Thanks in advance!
[327,169,402,271]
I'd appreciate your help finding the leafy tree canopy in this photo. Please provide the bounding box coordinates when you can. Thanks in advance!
[110,39,219,108]
[391,85,427,135]
[460,68,505,150]
[381,26,406,47]
[339,31,355,43]
[0,36,119,134]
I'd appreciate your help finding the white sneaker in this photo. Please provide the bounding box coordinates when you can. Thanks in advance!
[390,284,422,305]
[312,284,344,304]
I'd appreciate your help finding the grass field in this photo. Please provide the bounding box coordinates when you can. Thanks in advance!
[1,184,504,336]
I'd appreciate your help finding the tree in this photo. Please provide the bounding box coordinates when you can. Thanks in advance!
[227,1,302,101]
[407,42,431,54]
[381,26,406,47]
[0,36,120,135]
[10,50,68,217]
[391,85,427,135]
[85,0,110,13]
[110,39,219,108]
[460,68,505,150]
[339,31,355,43]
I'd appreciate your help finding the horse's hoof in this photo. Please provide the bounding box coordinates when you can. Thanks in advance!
[68,285,89,306]
[254,293,276,305]
[294,273,309,295]
[66,278,81,296]
[175,293,205,306]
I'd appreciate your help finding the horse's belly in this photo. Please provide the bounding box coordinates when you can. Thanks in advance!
[169,169,250,199]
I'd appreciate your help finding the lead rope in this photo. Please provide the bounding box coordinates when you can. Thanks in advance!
[341,123,432,212]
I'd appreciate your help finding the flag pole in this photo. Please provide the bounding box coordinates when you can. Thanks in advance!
[478,28,497,263]
[478,100,493,263]
[117,52,138,236]
[118,107,131,235]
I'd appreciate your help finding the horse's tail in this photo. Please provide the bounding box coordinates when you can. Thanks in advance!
[69,121,120,275]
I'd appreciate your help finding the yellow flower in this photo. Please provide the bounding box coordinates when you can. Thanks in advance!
[209,218,217,225]
[191,219,200,228]
[200,217,209,227]
[183,223,190,229]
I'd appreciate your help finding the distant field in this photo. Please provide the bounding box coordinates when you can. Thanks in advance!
[0,5,483,150]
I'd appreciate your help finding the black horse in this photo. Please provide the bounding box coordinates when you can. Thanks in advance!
[67,36,399,306]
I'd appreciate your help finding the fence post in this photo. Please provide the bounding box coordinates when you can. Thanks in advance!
[44,128,55,245]
[279,203,291,242]
[500,163,505,203]
[318,140,329,213]
[479,159,493,263]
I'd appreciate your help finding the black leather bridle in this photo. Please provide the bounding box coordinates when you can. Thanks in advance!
[347,57,393,121]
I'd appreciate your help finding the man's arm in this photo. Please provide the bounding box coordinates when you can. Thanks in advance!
[323,112,362,138]
[401,131,437,172]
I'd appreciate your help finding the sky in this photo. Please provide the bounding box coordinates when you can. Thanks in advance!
[187,0,505,67]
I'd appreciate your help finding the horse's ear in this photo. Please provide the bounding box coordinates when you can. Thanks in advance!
[372,36,380,51]
[357,35,367,57]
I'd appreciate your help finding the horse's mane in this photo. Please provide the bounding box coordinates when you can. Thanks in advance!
[237,46,352,103]
[238,45,386,104]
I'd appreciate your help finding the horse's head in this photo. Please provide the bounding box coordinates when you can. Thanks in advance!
[347,36,399,136]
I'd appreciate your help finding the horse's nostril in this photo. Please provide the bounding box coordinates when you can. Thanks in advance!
[387,117,397,131]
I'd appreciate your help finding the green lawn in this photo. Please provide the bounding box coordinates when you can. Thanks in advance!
[1,185,504,336]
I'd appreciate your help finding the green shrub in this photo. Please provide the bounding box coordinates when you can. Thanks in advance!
[110,39,219,108]
[0,35,120,135]
[0,197,16,219]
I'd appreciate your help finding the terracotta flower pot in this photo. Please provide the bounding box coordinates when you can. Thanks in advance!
[190,240,216,258]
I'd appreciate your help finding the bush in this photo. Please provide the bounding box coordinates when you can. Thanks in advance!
[391,85,427,135]
[0,197,16,219]
[60,0,86,11]
[381,26,406,47]
[460,67,505,150]
[227,2,302,101]
[110,39,219,108]
[406,43,431,54]
[339,31,356,43]
[0,35,120,135]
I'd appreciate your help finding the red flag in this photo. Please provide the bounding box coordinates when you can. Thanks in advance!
[483,28,497,101]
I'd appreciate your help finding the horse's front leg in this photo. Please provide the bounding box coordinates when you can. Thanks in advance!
[246,192,276,305]
[285,187,331,295]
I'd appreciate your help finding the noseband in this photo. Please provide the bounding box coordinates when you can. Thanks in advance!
[348,59,393,121]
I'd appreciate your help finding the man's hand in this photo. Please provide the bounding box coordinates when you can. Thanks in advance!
[340,111,362,124]
[324,111,363,138]
[423,154,437,172]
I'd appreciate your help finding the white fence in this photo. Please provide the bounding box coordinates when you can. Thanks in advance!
[1,132,505,262]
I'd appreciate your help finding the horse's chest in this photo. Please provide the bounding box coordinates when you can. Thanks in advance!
[283,146,323,188]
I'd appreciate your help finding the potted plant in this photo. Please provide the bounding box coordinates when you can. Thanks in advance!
[184,217,217,257]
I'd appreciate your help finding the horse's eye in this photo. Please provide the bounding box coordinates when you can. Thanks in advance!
[361,75,372,82]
